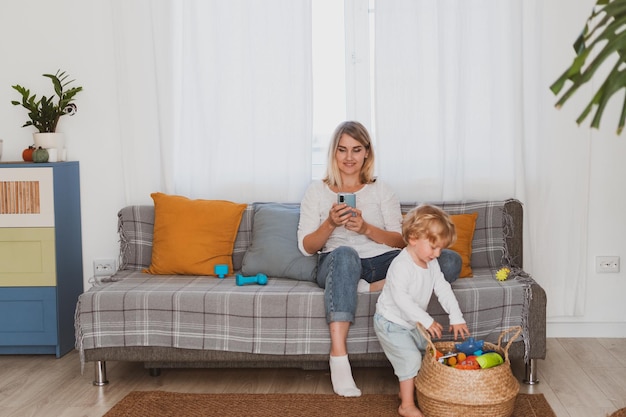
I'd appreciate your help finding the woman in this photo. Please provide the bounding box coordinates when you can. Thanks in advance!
[297,121,461,397]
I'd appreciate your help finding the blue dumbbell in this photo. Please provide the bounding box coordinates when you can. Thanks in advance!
[236,273,268,286]
[214,264,229,278]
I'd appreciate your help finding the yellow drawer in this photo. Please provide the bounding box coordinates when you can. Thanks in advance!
[0,228,56,286]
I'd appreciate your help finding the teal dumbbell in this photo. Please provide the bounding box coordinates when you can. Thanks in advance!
[236,273,268,286]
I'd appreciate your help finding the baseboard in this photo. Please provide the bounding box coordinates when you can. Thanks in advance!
[547,321,626,338]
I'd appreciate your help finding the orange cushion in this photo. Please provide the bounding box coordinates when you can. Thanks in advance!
[144,192,247,276]
[449,213,478,278]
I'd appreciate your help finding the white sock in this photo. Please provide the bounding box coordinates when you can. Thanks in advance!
[329,355,362,397]
[357,279,370,293]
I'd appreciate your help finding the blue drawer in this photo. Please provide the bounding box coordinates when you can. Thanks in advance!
[0,287,57,352]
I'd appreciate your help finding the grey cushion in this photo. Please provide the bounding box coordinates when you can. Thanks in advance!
[241,203,318,281]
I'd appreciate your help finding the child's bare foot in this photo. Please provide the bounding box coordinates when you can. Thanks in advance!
[398,403,424,417]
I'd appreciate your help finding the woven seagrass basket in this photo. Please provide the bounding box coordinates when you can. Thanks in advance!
[414,325,521,417]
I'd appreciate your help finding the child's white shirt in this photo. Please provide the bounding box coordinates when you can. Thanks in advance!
[376,248,466,330]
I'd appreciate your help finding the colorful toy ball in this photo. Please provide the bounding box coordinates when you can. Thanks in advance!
[496,267,511,281]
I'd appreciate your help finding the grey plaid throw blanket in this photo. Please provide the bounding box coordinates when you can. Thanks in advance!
[75,269,529,361]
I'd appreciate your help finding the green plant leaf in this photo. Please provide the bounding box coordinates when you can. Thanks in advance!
[590,70,626,128]
[552,0,626,134]
[10,70,82,133]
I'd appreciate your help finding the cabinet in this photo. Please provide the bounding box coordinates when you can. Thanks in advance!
[0,162,83,357]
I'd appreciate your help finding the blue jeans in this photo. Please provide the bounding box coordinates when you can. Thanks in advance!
[316,247,461,323]
[438,249,462,284]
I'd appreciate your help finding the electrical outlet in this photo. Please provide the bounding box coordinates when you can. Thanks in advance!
[93,259,117,277]
[596,256,620,273]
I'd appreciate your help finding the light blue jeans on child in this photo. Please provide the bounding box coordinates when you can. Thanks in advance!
[373,312,428,381]
[316,247,461,323]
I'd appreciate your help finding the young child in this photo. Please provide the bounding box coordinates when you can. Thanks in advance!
[374,204,471,417]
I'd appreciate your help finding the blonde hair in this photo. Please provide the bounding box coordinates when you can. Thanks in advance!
[323,121,376,188]
[402,204,457,247]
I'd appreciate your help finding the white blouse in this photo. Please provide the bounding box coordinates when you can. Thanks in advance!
[297,179,403,259]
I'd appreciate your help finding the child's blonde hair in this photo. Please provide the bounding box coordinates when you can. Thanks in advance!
[402,204,457,247]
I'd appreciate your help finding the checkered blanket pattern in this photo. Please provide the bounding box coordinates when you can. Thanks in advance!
[76,273,527,357]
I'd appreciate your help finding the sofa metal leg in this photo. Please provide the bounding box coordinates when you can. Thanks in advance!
[149,368,161,377]
[523,359,539,384]
[93,361,109,386]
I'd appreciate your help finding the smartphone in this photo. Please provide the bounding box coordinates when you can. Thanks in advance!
[338,193,356,216]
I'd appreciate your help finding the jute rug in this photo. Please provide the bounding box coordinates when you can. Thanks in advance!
[103,391,556,417]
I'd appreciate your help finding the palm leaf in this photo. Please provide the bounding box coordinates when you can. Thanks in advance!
[551,0,626,134]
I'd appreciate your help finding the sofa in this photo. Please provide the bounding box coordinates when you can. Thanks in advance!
[74,197,546,386]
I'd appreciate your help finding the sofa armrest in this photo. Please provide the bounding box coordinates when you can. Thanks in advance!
[526,281,547,360]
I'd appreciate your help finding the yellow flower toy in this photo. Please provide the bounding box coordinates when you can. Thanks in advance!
[496,267,511,281]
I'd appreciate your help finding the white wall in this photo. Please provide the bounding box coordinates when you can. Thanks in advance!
[539,0,626,337]
[0,0,125,290]
[0,0,624,337]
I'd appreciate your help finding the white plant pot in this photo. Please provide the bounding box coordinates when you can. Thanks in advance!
[33,132,66,162]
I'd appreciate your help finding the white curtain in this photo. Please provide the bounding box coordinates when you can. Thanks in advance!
[375,1,523,201]
[111,0,312,204]
[111,1,175,204]
[110,0,589,317]
[374,0,590,317]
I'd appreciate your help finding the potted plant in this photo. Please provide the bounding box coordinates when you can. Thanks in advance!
[11,70,83,159]
[551,0,626,134]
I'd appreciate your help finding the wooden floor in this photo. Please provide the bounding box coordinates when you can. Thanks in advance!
[0,338,624,417]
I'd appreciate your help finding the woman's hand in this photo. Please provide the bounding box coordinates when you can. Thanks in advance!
[329,202,355,228]
[335,206,404,248]
[330,205,404,249]
[344,208,368,234]
[331,204,368,234]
